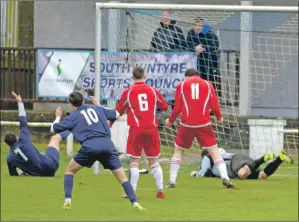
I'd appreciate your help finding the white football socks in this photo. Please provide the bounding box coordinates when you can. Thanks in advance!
[170,158,181,184]
[65,198,71,204]
[151,163,163,191]
[129,163,140,192]
[93,161,100,175]
[132,202,139,207]
[214,159,229,180]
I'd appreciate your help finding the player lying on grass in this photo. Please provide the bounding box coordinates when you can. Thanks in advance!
[4,91,70,177]
[191,148,294,179]
[165,68,235,189]
[93,67,169,198]
[51,92,145,211]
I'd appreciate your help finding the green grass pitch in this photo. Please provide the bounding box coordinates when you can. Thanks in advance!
[1,142,298,221]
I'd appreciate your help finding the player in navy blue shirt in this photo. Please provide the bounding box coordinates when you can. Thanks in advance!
[4,92,70,177]
[51,92,145,211]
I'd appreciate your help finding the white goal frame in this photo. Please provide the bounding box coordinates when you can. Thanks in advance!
[93,2,298,173]
[94,2,298,116]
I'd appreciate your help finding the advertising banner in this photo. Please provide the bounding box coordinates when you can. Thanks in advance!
[36,49,197,100]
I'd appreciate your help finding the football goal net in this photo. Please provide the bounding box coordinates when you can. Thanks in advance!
[94,2,298,167]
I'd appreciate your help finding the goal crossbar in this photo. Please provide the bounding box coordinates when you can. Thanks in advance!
[95,3,298,12]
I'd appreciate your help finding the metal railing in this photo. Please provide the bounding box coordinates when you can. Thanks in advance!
[0,47,36,100]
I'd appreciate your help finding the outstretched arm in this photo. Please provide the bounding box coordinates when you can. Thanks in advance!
[165,84,182,127]
[154,88,168,111]
[196,156,212,177]
[51,107,75,133]
[102,107,120,121]
[97,105,120,121]
[208,82,223,123]
[11,91,30,142]
[90,96,120,120]
[115,90,129,116]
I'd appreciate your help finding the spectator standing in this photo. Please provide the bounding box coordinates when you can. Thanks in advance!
[151,10,186,111]
[151,10,186,52]
[186,17,221,98]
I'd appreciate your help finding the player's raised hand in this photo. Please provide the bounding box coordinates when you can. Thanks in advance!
[165,118,172,128]
[11,91,22,103]
[90,96,100,106]
[216,117,224,124]
[56,107,63,118]
[195,44,206,55]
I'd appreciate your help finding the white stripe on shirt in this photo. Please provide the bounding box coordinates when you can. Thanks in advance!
[127,88,139,127]
[180,81,189,117]
[202,80,211,115]
[150,87,157,127]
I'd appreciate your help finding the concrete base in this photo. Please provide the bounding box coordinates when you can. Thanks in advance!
[110,115,128,153]
[248,119,286,159]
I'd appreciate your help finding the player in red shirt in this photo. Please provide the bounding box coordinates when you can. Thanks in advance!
[165,68,236,189]
[113,66,169,198]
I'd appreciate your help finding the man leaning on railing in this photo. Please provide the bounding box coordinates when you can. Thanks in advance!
[186,17,221,98]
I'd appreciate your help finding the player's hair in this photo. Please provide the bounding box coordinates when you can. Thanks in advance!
[132,66,145,80]
[201,149,209,158]
[68,92,84,107]
[194,17,205,26]
[4,133,17,147]
[185,68,200,77]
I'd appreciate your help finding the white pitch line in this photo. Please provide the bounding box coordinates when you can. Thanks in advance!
[272,174,298,177]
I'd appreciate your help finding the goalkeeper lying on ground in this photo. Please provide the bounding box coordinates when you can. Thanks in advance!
[191,148,294,179]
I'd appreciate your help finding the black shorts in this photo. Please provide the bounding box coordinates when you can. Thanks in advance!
[246,169,262,180]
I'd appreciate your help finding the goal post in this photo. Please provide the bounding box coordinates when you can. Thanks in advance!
[239,0,252,117]
[94,2,298,165]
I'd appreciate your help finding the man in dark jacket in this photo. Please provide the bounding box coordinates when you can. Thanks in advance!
[151,10,186,52]
[151,11,186,111]
[186,17,221,98]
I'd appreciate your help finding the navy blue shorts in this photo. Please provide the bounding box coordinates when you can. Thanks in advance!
[74,138,122,170]
[40,147,60,174]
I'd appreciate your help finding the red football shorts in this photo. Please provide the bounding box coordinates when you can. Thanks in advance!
[126,127,160,158]
[175,124,217,150]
